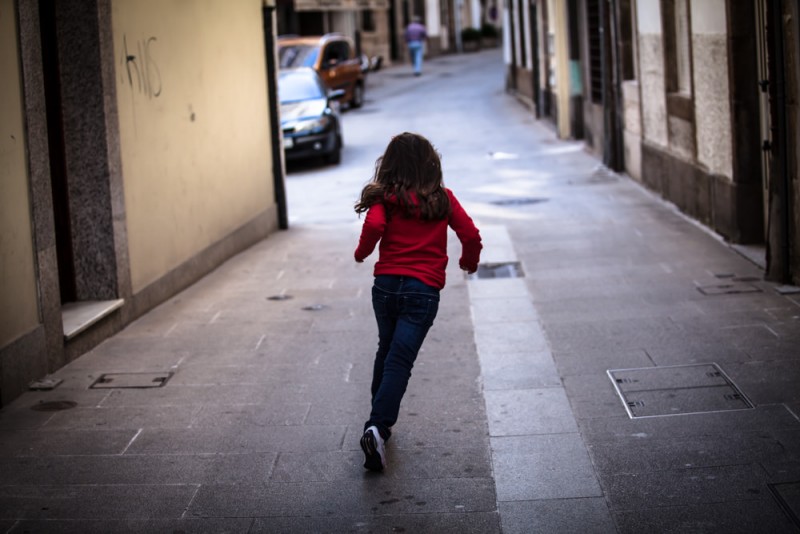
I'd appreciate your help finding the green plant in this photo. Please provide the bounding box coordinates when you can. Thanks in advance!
[481,23,499,38]
[461,27,481,42]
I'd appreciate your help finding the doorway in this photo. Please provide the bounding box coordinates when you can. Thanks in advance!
[40,0,75,304]
[37,0,129,336]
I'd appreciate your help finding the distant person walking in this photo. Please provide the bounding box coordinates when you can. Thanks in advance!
[404,16,427,76]
[354,132,483,472]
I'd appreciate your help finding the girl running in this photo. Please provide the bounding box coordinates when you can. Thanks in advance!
[354,132,482,472]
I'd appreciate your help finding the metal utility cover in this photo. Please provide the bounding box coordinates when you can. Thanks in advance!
[470,262,524,279]
[608,363,754,418]
[90,372,173,389]
[697,282,761,295]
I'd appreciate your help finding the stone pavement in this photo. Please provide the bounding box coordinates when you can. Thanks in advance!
[0,222,501,532]
[1,48,800,533]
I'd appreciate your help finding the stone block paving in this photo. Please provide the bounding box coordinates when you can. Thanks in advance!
[497,136,800,533]
[3,48,800,533]
[0,225,498,532]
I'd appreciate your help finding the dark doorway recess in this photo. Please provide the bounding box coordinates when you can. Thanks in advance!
[40,0,76,303]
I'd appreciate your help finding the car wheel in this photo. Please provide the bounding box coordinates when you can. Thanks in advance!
[350,83,364,109]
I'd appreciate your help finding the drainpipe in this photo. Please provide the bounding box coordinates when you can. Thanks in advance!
[263,0,289,229]
[768,0,791,282]
[607,0,624,171]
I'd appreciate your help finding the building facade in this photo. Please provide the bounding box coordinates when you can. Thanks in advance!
[275,0,496,67]
[505,0,800,286]
[0,0,285,405]
[277,0,392,65]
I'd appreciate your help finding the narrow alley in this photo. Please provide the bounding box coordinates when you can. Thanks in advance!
[2,48,799,533]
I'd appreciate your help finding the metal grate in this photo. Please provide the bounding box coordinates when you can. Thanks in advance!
[608,363,754,418]
[697,283,762,295]
[586,0,603,104]
[468,262,525,280]
[90,372,173,389]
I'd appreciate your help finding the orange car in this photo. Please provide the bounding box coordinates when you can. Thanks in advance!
[278,34,365,109]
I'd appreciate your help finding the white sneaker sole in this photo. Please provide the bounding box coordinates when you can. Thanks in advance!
[360,427,385,472]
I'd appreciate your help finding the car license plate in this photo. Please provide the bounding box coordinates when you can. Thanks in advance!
[284,136,294,149]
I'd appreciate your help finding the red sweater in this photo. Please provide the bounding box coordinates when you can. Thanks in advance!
[354,188,482,289]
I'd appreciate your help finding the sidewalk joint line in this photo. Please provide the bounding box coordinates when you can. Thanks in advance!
[96,391,113,408]
[180,484,202,519]
[489,431,581,439]
[164,322,179,337]
[267,453,280,480]
[120,428,143,455]
[344,362,354,383]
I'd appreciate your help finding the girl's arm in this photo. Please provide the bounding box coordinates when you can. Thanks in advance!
[448,193,482,273]
[354,203,387,262]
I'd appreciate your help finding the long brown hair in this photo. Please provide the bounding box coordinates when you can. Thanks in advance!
[355,132,451,220]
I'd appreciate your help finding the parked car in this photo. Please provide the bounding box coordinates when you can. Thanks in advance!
[278,68,344,164]
[278,34,365,109]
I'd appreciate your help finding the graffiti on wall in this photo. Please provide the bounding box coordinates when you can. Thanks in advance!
[122,35,162,99]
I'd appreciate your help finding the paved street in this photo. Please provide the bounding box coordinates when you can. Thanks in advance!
[2,48,800,533]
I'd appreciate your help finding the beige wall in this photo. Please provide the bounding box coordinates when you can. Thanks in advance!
[0,0,39,348]
[111,0,275,293]
[691,0,732,178]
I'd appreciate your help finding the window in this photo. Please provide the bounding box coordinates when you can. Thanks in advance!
[362,10,376,32]
[673,0,691,93]
[619,0,636,81]
[662,0,692,120]
[323,42,350,66]
[586,0,603,103]
[663,0,692,95]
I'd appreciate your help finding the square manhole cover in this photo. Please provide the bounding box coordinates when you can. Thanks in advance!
[90,372,173,389]
[770,482,800,528]
[697,282,762,295]
[468,262,524,280]
[607,363,753,418]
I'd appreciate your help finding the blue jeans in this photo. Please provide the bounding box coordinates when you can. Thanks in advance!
[365,275,440,440]
[408,41,423,74]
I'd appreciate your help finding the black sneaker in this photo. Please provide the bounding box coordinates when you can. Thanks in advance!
[360,426,386,472]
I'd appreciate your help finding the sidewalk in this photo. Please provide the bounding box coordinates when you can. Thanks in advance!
[0,222,499,532]
[480,133,800,531]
